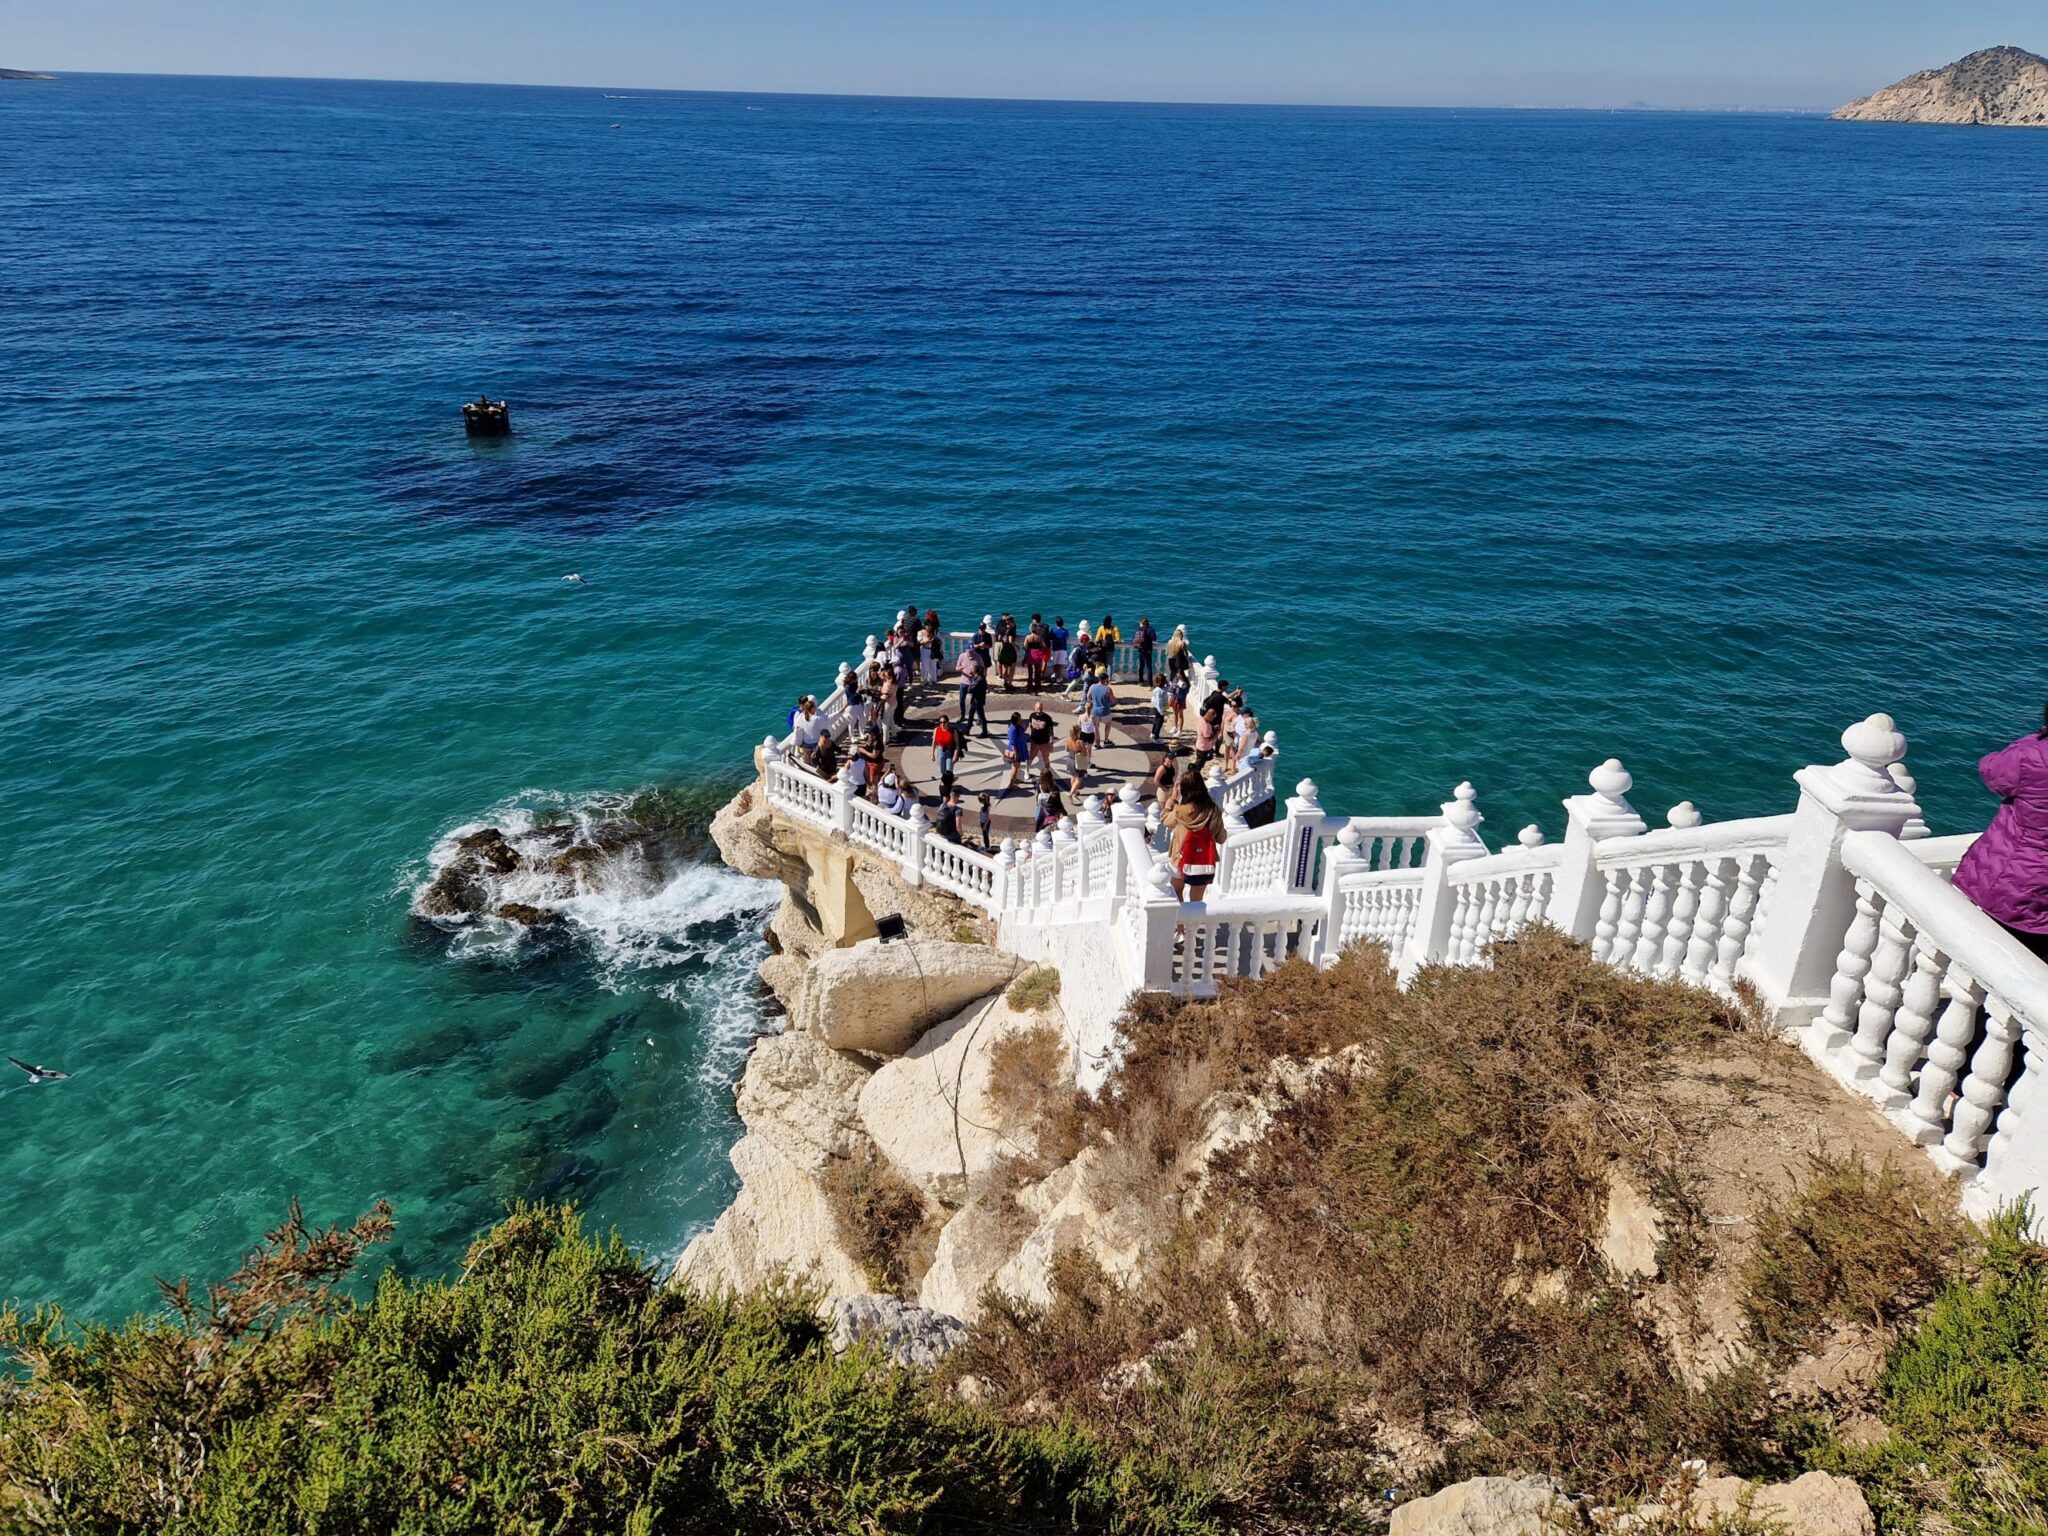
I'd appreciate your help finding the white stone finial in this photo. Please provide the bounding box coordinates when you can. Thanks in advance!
[1262,730,1277,747]
[1443,781,1482,832]
[1036,827,1055,853]
[1117,783,1141,808]
[1294,778,1320,806]
[1668,801,1702,829]
[1337,823,1364,855]
[837,762,856,786]
[1058,814,1077,838]
[998,837,1017,866]
[1588,758,1632,803]
[1144,860,1176,896]
[1084,793,1107,823]
[1517,824,1545,849]
[1842,712,1906,772]
[907,800,929,830]
[1202,654,1216,669]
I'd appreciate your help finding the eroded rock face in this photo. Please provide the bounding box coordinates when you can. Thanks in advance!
[710,789,807,884]
[858,994,1071,1205]
[918,1194,1030,1321]
[796,940,1024,1056]
[827,1293,968,1370]
[737,1032,875,1175]
[1390,1475,1582,1536]
[1835,45,2048,126]
[673,1133,870,1298]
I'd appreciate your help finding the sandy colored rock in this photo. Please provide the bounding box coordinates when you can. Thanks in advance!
[994,1146,1171,1308]
[710,787,807,883]
[1692,1472,1873,1536]
[858,994,1071,1204]
[673,1134,868,1297]
[1600,1168,1664,1279]
[918,1194,1031,1321]
[796,938,1024,1056]
[1835,45,2048,127]
[1390,1474,1582,1536]
[736,1031,874,1174]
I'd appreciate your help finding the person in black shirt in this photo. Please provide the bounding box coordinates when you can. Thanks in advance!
[1133,616,1157,685]
[1026,702,1055,778]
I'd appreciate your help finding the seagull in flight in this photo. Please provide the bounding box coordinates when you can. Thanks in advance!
[561,573,589,586]
[8,1057,70,1084]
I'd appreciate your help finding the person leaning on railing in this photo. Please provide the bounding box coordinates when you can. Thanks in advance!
[1952,704,2048,962]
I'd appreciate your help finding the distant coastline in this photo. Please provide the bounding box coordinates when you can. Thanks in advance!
[1835,44,2048,127]
[1,67,58,80]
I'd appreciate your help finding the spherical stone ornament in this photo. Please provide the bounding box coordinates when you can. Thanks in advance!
[1117,783,1141,807]
[1668,801,1702,829]
[1338,823,1365,855]
[1518,824,1546,848]
[1295,778,1320,805]
[1841,712,1908,774]
[1444,781,1483,832]
[1588,758,1633,803]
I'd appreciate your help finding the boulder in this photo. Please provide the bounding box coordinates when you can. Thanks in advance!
[416,864,488,918]
[857,995,1071,1204]
[993,1146,1169,1308]
[1390,1475,1582,1536]
[673,1134,869,1298]
[1691,1473,1873,1536]
[457,827,522,874]
[737,1031,874,1174]
[711,789,806,884]
[796,939,1024,1056]
[826,1293,968,1370]
[494,902,562,927]
[919,1194,1032,1322]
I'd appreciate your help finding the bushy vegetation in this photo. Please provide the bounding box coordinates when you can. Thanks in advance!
[819,1144,936,1295]
[0,1203,1220,1535]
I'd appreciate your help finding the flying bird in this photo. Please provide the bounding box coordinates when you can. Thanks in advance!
[561,573,588,585]
[8,1057,70,1084]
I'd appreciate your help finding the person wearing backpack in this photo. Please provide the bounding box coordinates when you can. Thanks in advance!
[1166,768,1226,901]
[1133,616,1157,685]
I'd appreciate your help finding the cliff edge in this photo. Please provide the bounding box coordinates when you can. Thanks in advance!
[1834,44,2048,126]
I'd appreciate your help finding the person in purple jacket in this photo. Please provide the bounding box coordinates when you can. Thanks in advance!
[1952,705,2048,962]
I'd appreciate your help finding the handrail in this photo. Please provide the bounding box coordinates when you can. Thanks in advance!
[1593,814,1793,868]
[1337,863,1426,889]
[1907,833,1977,874]
[1447,841,1564,885]
[1840,830,2048,1034]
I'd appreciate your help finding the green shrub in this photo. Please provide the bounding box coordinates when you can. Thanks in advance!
[1006,966,1063,1012]
[0,1203,1220,1535]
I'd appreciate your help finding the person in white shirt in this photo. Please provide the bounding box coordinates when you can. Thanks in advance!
[1149,681,1169,742]
[790,697,831,763]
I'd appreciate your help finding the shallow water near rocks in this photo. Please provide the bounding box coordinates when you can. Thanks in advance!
[2,76,2044,1313]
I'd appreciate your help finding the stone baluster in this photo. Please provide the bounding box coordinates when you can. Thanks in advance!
[1713,855,1766,984]
[1909,967,1982,1146]
[996,838,1018,911]
[1657,862,1701,980]
[1314,823,1369,965]
[1400,782,1488,983]
[1941,1000,2021,1173]
[1544,758,1649,944]
[1592,869,1626,963]
[1981,1026,2046,1199]
[1080,793,1110,829]
[1816,881,1882,1056]
[1677,856,1726,986]
[1850,899,1915,1080]
[901,801,929,886]
[1144,800,1165,853]
[1110,785,1147,896]
[1879,936,1945,1108]
[1613,868,1648,971]
[1740,713,1919,1029]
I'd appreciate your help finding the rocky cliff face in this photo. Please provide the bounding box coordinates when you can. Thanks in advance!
[1835,45,2048,126]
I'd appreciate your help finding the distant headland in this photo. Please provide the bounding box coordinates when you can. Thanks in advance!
[1835,44,2048,126]
[0,68,57,81]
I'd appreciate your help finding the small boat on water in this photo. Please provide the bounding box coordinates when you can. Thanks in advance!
[462,395,510,438]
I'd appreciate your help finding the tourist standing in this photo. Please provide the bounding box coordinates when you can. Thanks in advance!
[936,786,963,844]
[789,696,829,765]
[1164,624,1191,681]
[1148,677,1169,742]
[1024,625,1048,693]
[1050,616,1070,677]
[956,645,984,728]
[1193,697,1220,768]
[1133,616,1157,685]
[1063,722,1088,798]
[882,665,904,736]
[1953,707,2048,962]
[977,792,994,852]
[1027,700,1055,778]
[1003,711,1031,791]
[1166,768,1226,901]
[933,713,960,787]
[1087,670,1117,749]
[855,728,885,798]
[1035,775,1067,834]
[997,618,1019,691]
[1168,672,1190,738]
[963,644,991,737]
[813,731,839,782]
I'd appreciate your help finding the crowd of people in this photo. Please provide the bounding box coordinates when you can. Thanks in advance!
[777,606,1274,900]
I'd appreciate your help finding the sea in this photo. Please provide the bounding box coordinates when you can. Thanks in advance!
[2,73,2043,1316]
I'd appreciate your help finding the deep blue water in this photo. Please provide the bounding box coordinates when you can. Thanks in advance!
[2,73,2043,1314]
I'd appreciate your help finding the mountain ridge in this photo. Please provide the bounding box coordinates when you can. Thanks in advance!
[1835,44,2048,126]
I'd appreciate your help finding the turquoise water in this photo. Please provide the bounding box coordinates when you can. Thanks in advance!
[3,75,2044,1314]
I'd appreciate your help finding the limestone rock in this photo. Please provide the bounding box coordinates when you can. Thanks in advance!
[673,1133,868,1297]
[1600,1169,1665,1279]
[1835,45,2048,127]
[736,1031,874,1174]
[797,939,1024,1056]
[1691,1473,1873,1536]
[993,1147,1170,1309]
[919,1194,1032,1322]
[826,1293,968,1370]
[710,788,806,883]
[858,994,1071,1204]
[1390,1475,1582,1536]
[848,856,980,945]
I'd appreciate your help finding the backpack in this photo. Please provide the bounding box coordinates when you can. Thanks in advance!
[1179,825,1218,881]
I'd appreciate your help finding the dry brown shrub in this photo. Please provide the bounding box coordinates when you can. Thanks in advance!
[1740,1152,1971,1359]
[985,1021,1067,1129]
[819,1146,935,1296]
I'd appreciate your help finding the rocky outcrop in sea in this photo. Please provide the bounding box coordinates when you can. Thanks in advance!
[1834,45,2048,127]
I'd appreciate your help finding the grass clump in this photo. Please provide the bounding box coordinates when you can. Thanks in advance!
[820,1145,936,1296]
[1797,1203,2048,1536]
[0,1201,1224,1535]
[1741,1153,1970,1360]
[987,1022,1070,1129]
[1006,965,1062,1012]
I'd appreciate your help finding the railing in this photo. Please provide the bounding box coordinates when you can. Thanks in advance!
[1167,896,1324,998]
[1334,867,1426,955]
[1444,842,1564,965]
[1216,821,1289,896]
[1823,831,2048,1204]
[1586,815,1790,989]
[922,837,998,904]
[846,793,910,860]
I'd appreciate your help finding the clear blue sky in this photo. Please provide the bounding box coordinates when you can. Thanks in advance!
[10,1,2041,109]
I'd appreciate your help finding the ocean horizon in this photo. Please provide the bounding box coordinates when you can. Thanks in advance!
[3,72,2043,1314]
